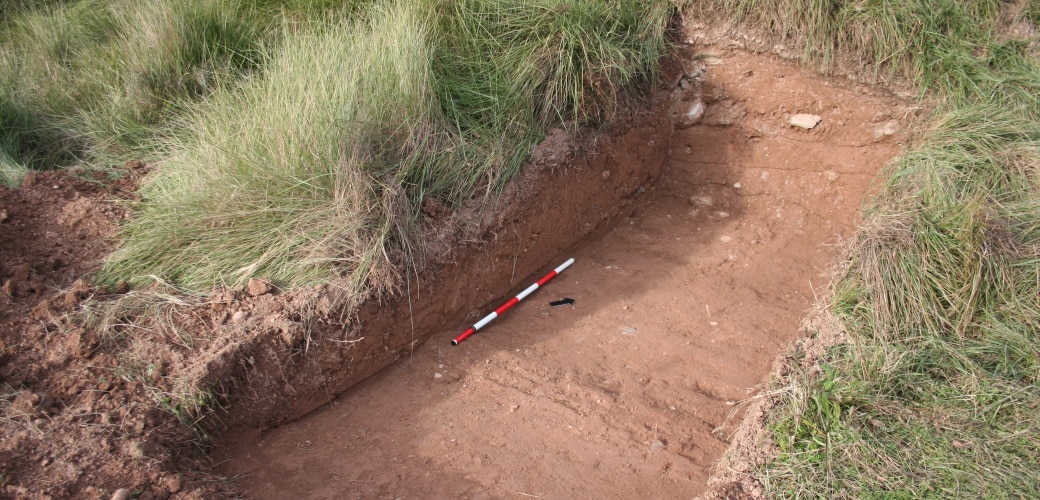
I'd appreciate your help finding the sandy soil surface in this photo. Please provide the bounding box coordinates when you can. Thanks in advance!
[216,48,914,498]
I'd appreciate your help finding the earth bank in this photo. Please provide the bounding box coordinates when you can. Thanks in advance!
[0,23,917,499]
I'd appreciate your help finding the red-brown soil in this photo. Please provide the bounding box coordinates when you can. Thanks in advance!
[215,46,914,498]
[0,167,228,498]
[1,58,676,500]
[0,21,917,499]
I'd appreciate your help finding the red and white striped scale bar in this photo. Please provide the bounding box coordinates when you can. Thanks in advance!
[451,257,575,346]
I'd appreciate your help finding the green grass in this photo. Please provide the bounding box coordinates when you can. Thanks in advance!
[438,0,672,130]
[0,0,375,182]
[0,0,274,170]
[691,0,1035,99]
[1,0,673,289]
[693,0,1040,497]
[0,149,27,188]
[90,0,674,291]
[99,1,444,291]
[765,101,1040,496]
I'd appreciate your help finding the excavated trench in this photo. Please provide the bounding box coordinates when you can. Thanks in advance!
[211,44,915,497]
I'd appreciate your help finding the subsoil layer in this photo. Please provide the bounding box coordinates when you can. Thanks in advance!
[216,47,913,498]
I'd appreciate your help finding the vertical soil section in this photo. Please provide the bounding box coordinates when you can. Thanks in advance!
[216,48,915,497]
[207,88,677,433]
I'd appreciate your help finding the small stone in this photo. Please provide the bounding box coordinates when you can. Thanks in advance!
[434,373,443,379]
[167,476,182,494]
[0,210,7,223]
[789,113,822,129]
[678,100,705,127]
[9,390,39,417]
[67,328,99,359]
[871,111,892,122]
[127,441,146,459]
[720,236,733,243]
[111,488,131,500]
[824,170,840,182]
[231,310,249,323]
[620,327,637,335]
[717,211,730,218]
[246,278,273,297]
[1,279,15,298]
[733,182,742,189]
[63,278,91,308]
[873,119,903,140]
[710,321,719,326]
[690,195,714,207]
[31,299,52,320]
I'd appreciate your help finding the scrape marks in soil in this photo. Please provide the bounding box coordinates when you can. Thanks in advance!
[217,48,914,498]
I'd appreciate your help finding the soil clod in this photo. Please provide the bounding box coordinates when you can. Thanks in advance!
[246,278,273,297]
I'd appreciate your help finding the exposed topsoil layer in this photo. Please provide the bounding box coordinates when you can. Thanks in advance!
[0,32,916,500]
[215,46,915,497]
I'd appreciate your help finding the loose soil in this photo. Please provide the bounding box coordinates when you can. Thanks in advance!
[215,47,914,498]
[0,23,917,500]
[0,167,228,498]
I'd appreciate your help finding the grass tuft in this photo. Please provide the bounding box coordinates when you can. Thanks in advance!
[0,0,271,169]
[94,0,675,292]
[3,0,674,292]
[100,1,437,290]
[439,0,671,129]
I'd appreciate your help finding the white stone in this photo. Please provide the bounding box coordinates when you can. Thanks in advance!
[789,113,822,129]
[686,100,705,122]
